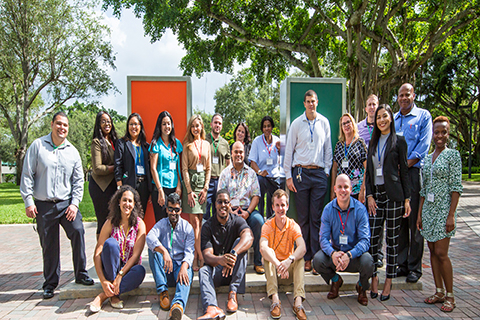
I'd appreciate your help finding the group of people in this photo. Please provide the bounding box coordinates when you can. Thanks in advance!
[19,82,463,320]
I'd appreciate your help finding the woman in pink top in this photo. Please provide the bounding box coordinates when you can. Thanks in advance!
[89,185,146,313]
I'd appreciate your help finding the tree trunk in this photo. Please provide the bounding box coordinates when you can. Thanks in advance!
[15,133,28,186]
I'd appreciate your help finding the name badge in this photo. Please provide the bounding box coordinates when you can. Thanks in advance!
[266,158,274,165]
[427,193,435,202]
[137,165,145,175]
[342,160,349,168]
[397,131,404,136]
[196,163,204,172]
[376,168,383,177]
[212,156,219,164]
[339,235,348,245]
[307,141,315,150]
[48,151,57,161]
[169,160,176,170]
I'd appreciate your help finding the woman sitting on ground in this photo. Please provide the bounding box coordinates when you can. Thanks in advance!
[89,185,146,313]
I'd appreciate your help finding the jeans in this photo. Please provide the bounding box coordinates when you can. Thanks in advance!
[246,210,264,266]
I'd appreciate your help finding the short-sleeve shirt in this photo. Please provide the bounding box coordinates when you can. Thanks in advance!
[248,134,285,178]
[207,134,231,177]
[149,138,183,189]
[333,138,367,195]
[261,217,302,261]
[201,212,250,255]
[217,164,261,208]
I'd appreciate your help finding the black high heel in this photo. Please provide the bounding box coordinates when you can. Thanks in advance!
[370,276,378,299]
[380,281,392,301]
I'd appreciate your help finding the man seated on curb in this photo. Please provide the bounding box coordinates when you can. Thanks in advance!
[197,189,254,320]
[260,189,307,320]
[147,193,194,320]
[313,174,374,306]
[218,141,265,275]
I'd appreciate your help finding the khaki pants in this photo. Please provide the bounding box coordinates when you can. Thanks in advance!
[265,258,305,300]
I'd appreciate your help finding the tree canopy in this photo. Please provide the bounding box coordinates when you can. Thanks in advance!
[104,0,479,118]
[0,0,117,184]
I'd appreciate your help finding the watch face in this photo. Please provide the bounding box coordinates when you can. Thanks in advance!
[230,250,237,256]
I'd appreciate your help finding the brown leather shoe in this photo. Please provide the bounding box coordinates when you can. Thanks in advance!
[293,305,307,320]
[270,301,281,319]
[226,291,238,313]
[159,290,170,310]
[169,303,183,320]
[304,260,312,272]
[327,275,343,299]
[197,305,226,320]
[356,283,369,306]
[254,265,265,274]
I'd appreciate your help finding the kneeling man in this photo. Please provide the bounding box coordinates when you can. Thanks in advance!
[198,189,253,320]
[147,193,194,320]
[260,189,307,320]
[313,174,373,306]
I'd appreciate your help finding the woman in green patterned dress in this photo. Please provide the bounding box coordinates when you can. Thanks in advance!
[417,116,462,312]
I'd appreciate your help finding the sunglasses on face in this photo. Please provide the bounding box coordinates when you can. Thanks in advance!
[167,207,181,213]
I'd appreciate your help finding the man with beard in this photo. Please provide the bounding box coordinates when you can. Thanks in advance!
[147,192,195,320]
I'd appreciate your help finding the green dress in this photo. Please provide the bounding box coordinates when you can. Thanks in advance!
[420,148,463,242]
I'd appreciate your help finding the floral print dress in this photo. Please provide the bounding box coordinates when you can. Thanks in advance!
[420,148,463,242]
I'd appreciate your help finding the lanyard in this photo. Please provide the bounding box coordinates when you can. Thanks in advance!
[306,114,316,142]
[377,139,388,165]
[193,140,203,162]
[210,133,219,155]
[368,125,373,138]
[337,208,351,235]
[344,141,352,160]
[169,226,174,253]
[135,145,142,163]
[262,134,275,157]
[120,225,130,261]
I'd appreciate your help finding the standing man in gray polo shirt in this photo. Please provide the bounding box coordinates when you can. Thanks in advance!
[284,89,333,273]
[205,113,231,221]
[20,111,93,299]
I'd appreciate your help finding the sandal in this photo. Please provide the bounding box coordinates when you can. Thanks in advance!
[424,289,445,304]
[440,298,456,312]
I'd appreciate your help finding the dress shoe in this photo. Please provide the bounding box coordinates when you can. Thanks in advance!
[254,265,265,275]
[88,302,101,313]
[43,288,54,299]
[270,302,281,319]
[197,305,226,320]
[304,260,312,272]
[312,268,319,275]
[226,291,238,313]
[356,283,369,306]
[406,271,421,283]
[396,267,408,277]
[380,282,391,301]
[169,303,184,320]
[159,290,170,310]
[75,277,94,286]
[292,305,307,320]
[327,275,343,299]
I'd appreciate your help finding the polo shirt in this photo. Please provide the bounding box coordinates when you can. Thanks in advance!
[201,212,250,255]
[261,217,302,261]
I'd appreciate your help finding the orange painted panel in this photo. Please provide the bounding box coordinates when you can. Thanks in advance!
[130,79,190,232]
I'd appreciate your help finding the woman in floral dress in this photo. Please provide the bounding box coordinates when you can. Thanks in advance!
[417,116,463,312]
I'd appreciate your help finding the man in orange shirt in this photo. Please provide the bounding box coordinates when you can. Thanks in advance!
[260,189,307,320]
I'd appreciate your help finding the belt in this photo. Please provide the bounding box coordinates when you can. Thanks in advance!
[295,165,323,170]
[211,176,219,180]
[38,198,66,204]
[136,176,146,182]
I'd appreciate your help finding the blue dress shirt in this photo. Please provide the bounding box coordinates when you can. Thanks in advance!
[320,197,370,259]
[394,104,432,168]
[147,217,195,267]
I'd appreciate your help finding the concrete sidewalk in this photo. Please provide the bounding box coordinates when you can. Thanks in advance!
[0,181,479,319]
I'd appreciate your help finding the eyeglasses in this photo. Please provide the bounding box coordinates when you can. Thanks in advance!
[167,207,181,213]
[216,199,230,205]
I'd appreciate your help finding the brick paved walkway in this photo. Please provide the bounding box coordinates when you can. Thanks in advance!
[0,181,479,319]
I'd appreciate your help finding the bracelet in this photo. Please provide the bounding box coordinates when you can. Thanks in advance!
[347,251,352,259]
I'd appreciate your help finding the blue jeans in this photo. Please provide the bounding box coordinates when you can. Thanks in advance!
[102,238,146,295]
[246,209,264,266]
[148,250,193,309]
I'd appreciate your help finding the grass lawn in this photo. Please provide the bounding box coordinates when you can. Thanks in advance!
[462,173,480,182]
[0,182,97,224]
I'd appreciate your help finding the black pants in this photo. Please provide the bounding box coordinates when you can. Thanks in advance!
[151,184,176,222]
[35,200,89,290]
[397,167,423,275]
[135,177,150,217]
[258,176,285,219]
[89,177,116,234]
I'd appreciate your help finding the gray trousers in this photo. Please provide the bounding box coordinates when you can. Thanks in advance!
[198,240,247,312]
[313,250,374,290]
[35,200,89,290]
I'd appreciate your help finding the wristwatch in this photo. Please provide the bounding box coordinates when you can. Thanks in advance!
[118,270,125,277]
[257,169,262,175]
[347,251,352,259]
[230,249,237,257]
[288,255,295,263]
